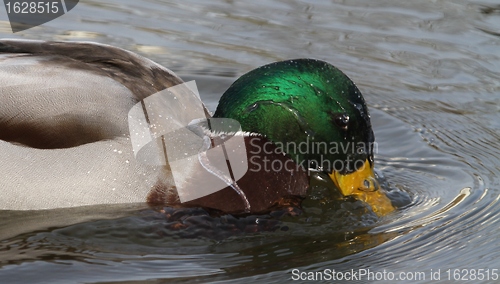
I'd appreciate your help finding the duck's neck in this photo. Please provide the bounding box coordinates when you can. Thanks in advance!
[154,131,310,215]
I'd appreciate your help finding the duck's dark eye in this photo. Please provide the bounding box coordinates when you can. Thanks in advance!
[332,113,349,131]
[309,160,318,169]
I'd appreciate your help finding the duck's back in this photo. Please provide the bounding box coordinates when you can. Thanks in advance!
[0,40,182,210]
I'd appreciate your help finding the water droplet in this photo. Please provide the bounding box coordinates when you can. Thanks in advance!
[274,86,280,90]
[246,103,259,113]
[359,177,380,192]
[334,113,350,131]
[305,129,315,136]
[363,179,370,188]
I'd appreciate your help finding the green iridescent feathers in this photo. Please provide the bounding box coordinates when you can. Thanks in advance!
[214,59,374,174]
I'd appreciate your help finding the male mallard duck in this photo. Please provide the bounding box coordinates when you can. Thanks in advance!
[0,39,394,216]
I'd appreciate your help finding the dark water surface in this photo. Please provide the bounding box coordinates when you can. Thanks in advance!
[1,0,499,283]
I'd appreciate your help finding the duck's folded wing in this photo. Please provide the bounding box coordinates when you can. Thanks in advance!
[0,39,184,100]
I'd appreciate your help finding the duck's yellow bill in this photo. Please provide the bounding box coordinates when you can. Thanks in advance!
[329,159,395,216]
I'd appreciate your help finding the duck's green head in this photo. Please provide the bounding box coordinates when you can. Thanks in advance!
[214,59,394,216]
